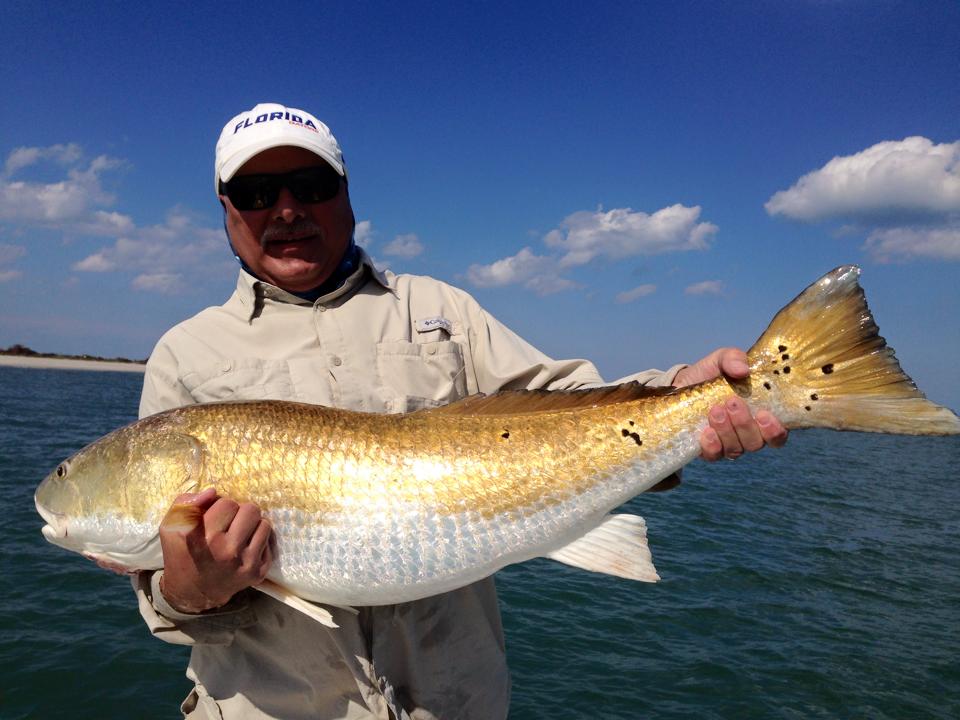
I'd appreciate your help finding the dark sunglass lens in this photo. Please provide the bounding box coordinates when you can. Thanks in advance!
[288,168,341,204]
[226,176,280,210]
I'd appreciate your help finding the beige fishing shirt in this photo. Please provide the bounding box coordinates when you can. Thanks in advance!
[133,252,684,720]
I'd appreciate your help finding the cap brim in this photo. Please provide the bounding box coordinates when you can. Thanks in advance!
[216,138,345,191]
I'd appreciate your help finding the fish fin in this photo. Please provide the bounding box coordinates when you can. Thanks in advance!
[546,513,660,582]
[254,579,340,628]
[161,502,205,533]
[647,471,682,492]
[424,383,676,417]
[84,535,164,574]
[746,265,960,435]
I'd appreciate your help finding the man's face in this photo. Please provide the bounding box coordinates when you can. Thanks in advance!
[220,146,354,292]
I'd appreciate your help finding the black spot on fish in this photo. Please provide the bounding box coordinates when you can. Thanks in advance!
[781,353,790,361]
[621,429,630,437]
[501,431,510,439]
[622,428,642,446]
[822,363,834,374]
[778,344,787,352]
[783,366,791,374]
[628,420,635,426]
[773,370,780,375]
[763,381,772,390]
[805,406,812,411]
[810,393,819,401]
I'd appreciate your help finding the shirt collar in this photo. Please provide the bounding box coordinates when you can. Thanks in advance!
[234,248,395,322]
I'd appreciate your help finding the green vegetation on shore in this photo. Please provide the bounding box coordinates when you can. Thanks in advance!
[0,344,145,365]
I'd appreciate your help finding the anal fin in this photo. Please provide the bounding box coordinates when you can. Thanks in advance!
[546,513,659,582]
[254,579,344,628]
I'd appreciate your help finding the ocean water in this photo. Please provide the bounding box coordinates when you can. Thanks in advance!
[1,366,958,719]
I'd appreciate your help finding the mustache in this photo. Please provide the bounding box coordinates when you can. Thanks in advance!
[260,221,324,249]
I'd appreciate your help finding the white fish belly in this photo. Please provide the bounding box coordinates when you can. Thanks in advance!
[268,428,701,606]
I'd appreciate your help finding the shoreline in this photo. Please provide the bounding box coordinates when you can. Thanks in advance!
[0,355,146,373]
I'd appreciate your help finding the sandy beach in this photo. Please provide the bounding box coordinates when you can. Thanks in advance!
[0,355,146,373]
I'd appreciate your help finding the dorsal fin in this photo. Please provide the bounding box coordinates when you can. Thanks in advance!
[422,381,676,417]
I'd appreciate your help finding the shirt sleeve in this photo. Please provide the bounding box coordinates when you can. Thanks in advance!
[448,285,687,394]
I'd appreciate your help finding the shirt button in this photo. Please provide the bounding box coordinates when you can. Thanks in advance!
[331,356,342,366]
[427,346,437,355]
[317,305,326,312]
[220,360,232,372]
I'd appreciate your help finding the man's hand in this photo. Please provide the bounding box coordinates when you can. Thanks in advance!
[673,347,788,462]
[158,488,274,614]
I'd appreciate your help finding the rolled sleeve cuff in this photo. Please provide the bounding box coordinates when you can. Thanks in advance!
[133,571,258,646]
[612,363,688,388]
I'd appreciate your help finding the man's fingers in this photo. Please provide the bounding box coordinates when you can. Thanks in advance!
[243,518,274,576]
[707,404,744,459]
[723,397,765,453]
[224,503,265,548]
[757,411,789,447]
[700,426,724,461]
[203,498,241,538]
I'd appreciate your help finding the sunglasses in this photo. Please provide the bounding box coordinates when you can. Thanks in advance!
[219,166,342,211]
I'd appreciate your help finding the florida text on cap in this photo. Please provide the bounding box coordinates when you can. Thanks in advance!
[215,103,346,192]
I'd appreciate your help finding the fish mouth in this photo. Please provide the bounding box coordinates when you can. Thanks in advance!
[37,502,69,544]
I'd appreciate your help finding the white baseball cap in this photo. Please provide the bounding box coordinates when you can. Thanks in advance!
[214,103,346,192]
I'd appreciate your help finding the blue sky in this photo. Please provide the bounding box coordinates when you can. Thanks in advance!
[2,1,958,409]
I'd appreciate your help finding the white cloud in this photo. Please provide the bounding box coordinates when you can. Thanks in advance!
[766,137,960,222]
[465,203,717,296]
[72,209,225,289]
[766,137,960,263]
[3,143,83,176]
[0,146,126,233]
[132,272,183,294]
[76,210,136,236]
[72,252,115,272]
[615,284,657,303]
[466,247,578,295]
[383,233,424,259]
[354,219,373,248]
[863,226,960,262]
[0,144,240,293]
[544,204,717,267]
[685,280,724,296]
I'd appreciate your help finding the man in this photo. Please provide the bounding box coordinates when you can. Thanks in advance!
[134,102,787,719]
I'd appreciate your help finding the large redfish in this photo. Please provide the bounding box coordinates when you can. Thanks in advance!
[35,267,960,626]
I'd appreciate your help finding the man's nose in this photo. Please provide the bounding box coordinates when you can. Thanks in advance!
[271,186,306,223]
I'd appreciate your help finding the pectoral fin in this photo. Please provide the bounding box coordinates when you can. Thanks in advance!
[254,579,345,628]
[546,514,660,582]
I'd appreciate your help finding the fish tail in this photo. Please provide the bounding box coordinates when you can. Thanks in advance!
[744,265,960,435]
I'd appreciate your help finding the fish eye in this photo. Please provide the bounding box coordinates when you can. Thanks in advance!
[56,462,68,478]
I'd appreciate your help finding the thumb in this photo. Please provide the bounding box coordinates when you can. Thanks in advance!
[718,349,750,379]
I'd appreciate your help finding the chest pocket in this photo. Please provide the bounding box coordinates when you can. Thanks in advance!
[181,359,295,402]
[376,340,468,413]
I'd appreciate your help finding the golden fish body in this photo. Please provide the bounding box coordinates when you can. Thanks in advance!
[35,267,960,609]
